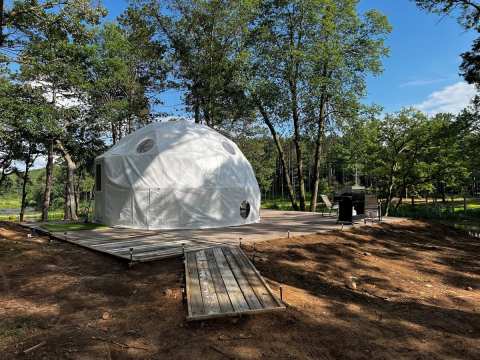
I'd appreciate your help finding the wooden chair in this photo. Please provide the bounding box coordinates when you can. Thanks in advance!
[320,194,338,216]
[364,194,382,223]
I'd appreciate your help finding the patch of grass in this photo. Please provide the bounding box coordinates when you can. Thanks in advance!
[41,222,108,233]
[0,194,21,208]
[0,316,42,348]
[262,198,297,211]
[262,196,332,213]
[391,198,480,221]
[0,211,64,222]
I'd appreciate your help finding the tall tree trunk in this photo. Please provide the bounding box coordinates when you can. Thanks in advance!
[193,86,200,123]
[75,173,81,217]
[194,98,200,123]
[310,95,327,212]
[395,194,404,211]
[202,105,211,127]
[256,101,298,210]
[41,141,54,221]
[19,147,33,222]
[41,86,57,221]
[385,163,397,216]
[288,78,306,211]
[0,161,12,188]
[111,122,117,145]
[56,140,78,221]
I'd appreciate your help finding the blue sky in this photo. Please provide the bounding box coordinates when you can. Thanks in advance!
[359,0,477,114]
[102,0,478,116]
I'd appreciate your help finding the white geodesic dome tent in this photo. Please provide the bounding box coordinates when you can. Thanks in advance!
[94,120,261,230]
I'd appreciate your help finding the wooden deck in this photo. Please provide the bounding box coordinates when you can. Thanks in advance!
[65,236,221,263]
[21,210,365,263]
[184,246,285,321]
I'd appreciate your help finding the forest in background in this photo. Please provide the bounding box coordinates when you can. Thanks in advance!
[0,0,480,223]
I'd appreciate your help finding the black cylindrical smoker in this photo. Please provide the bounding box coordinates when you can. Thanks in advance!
[335,185,365,223]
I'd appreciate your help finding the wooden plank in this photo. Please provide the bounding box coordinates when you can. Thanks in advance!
[231,248,285,308]
[131,244,213,259]
[83,238,162,248]
[195,250,221,315]
[222,247,263,310]
[185,252,204,316]
[74,232,178,246]
[108,239,213,254]
[74,234,147,245]
[205,248,234,313]
[186,305,285,321]
[187,307,285,321]
[229,247,277,308]
[134,247,212,262]
[106,241,195,253]
[212,247,250,312]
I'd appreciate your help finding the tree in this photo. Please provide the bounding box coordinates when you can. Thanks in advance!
[375,109,428,215]
[414,1,480,88]
[147,0,255,127]
[88,18,168,143]
[0,78,50,221]
[247,0,390,211]
[1,1,106,60]
[17,1,105,221]
[414,0,480,30]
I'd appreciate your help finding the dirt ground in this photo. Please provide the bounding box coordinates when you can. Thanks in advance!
[0,220,479,360]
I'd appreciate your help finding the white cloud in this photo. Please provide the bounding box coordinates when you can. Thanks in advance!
[399,78,447,88]
[14,155,59,171]
[415,82,477,115]
[29,80,86,109]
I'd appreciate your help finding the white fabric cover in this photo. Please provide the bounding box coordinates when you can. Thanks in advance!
[94,121,261,229]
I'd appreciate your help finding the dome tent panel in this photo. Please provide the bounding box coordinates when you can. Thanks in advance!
[132,190,149,228]
[94,120,261,230]
[104,185,133,226]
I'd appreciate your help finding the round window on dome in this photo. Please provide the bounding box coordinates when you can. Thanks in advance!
[136,138,154,153]
[240,200,250,219]
[222,141,236,155]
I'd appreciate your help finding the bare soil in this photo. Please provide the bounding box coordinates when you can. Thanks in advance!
[0,220,479,359]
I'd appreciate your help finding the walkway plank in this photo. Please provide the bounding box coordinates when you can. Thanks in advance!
[212,247,249,312]
[196,250,221,315]
[185,252,204,317]
[185,246,284,321]
[223,247,263,310]
[205,248,234,313]
[229,247,278,308]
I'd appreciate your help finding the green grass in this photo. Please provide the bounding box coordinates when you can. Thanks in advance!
[262,194,333,212]
[0,316,42,348]
[0,193,21,208]
[0,211,64,222]
[390,198,480,221]
[41,222,107,232]
[262,198,298,211]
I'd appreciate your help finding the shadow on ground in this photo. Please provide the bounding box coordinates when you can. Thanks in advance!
[1,220,479,359]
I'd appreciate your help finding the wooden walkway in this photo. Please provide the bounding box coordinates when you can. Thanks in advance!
[64,236,220,263]
[21,210,366,263]
[184,246,285,321]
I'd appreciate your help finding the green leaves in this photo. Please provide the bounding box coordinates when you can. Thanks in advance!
[414,0,480,31]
